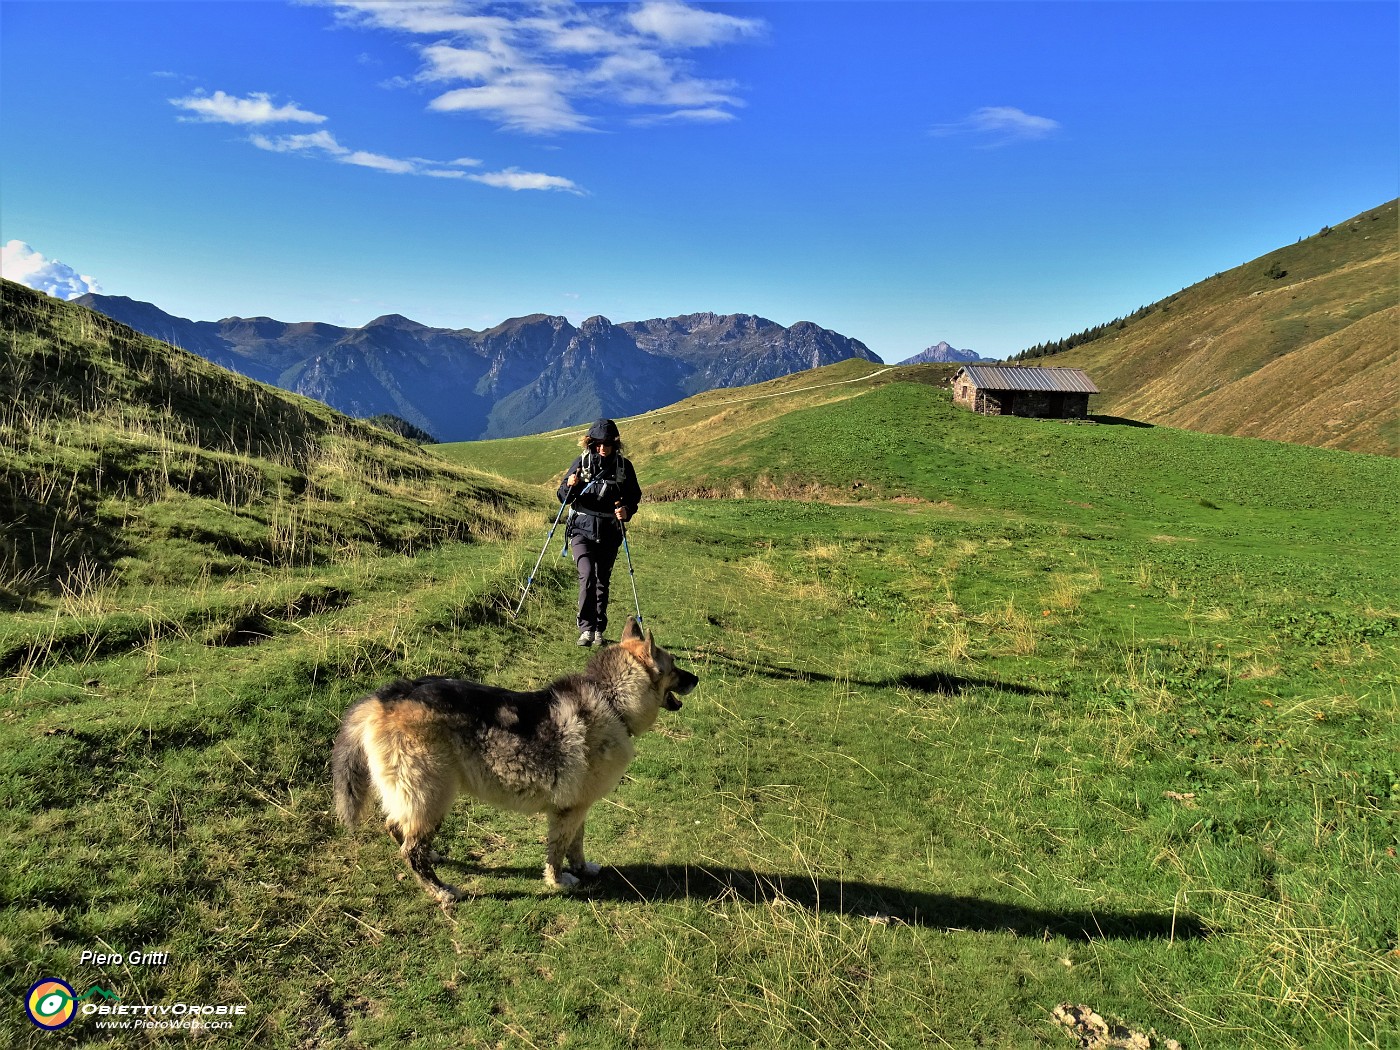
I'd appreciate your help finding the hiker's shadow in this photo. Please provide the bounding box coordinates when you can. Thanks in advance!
[449,861,1206,941]
[676,649,1053,699]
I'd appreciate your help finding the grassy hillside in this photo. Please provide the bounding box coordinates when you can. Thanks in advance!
[3,292,1398,1048]
[435,358,951,490]
[1033,200,1398,456]
[1,279,522,602]
[0,277,534,694]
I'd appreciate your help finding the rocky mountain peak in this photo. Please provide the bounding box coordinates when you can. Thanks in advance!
[365,314,429,330]
[898,341,984,365]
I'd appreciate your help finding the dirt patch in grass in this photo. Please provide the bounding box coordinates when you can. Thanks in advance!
[1052,1003,1184,1049]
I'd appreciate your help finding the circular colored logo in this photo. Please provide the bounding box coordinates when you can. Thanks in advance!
[26,978,77,1030]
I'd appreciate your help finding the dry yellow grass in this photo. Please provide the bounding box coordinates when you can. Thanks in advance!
[1053,199,1398,455]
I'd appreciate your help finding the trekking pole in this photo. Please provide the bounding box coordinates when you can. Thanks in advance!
[618,519,643,626]
[513,495,572,620]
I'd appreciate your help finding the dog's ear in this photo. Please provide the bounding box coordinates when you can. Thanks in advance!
[643,628,656,659]
[619,617,650,665]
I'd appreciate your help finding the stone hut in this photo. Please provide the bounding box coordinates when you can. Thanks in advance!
[952,365,1099,419]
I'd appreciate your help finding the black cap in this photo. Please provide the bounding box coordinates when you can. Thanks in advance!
[587,418,620,442]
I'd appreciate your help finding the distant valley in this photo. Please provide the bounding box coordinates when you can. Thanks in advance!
[70,296,878,442]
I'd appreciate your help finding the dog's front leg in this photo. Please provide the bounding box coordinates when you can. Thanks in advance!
[390,820,448,863]
[544,807,590,889]
[403,827,460,906]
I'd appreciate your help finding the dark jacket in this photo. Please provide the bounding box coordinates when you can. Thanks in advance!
[557,451,642,545]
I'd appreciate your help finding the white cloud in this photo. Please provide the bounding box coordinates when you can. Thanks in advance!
[1,241,101,299]
[250,129,344,154]
[428,72,593,134]
[590,48,740,110]
[966,106,1061,138]
[627,2,765,47]
[630,106,737,127]
[330,1,510,37]
[539,21,629,56]
[323,1,765,134]
[413,155,485,178]
[420,43,510,82]
[250,130,426,175]
[467,167,584,194]
[931,106,1062,145]
[170,90,327,125]
[344,150,417,174]
[170,4,763,191]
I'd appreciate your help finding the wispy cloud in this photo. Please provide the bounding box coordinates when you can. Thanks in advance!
[931,106,1062,146]
[629,106,737,127]
[170,90,328,125]
[466,167,584,194]
[249,130,342,155]
[250,129,421,175]
[426,68,592,134]
[249,128,444,176]
[170,3,764,191]
[248,128,576,191]
[325,0,766,133]
[2,240,101,299]
[627,2,766,48]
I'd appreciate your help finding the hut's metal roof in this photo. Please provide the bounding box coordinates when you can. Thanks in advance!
[955,365,1100,394]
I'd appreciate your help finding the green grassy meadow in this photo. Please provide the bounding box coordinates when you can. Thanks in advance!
[2,290,1398,1047]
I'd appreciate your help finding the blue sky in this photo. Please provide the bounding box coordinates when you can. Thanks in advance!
[2,1,1396,362]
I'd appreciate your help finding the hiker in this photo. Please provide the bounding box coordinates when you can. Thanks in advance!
[557,419,642,646]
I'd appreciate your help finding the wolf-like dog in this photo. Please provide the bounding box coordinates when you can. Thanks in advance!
[332,617,698,904]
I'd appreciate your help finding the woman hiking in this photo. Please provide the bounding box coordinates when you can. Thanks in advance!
[556,419,642,646]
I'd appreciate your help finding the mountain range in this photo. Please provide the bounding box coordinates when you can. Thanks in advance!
[897,341,985,365]
[46,197,1398,455]
[69,296,878,442]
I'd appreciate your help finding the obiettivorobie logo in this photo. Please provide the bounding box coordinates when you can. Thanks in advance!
[24,977,245,1033]
[25,979,119,1030]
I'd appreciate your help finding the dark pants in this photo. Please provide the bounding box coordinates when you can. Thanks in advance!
[570,536,620,636]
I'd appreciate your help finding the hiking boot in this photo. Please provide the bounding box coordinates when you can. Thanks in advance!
[577,630,595,646]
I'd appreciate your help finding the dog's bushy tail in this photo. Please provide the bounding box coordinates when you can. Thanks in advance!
[332,701,372,825]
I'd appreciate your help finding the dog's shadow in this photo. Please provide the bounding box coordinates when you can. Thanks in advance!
[442,860,1207,941]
